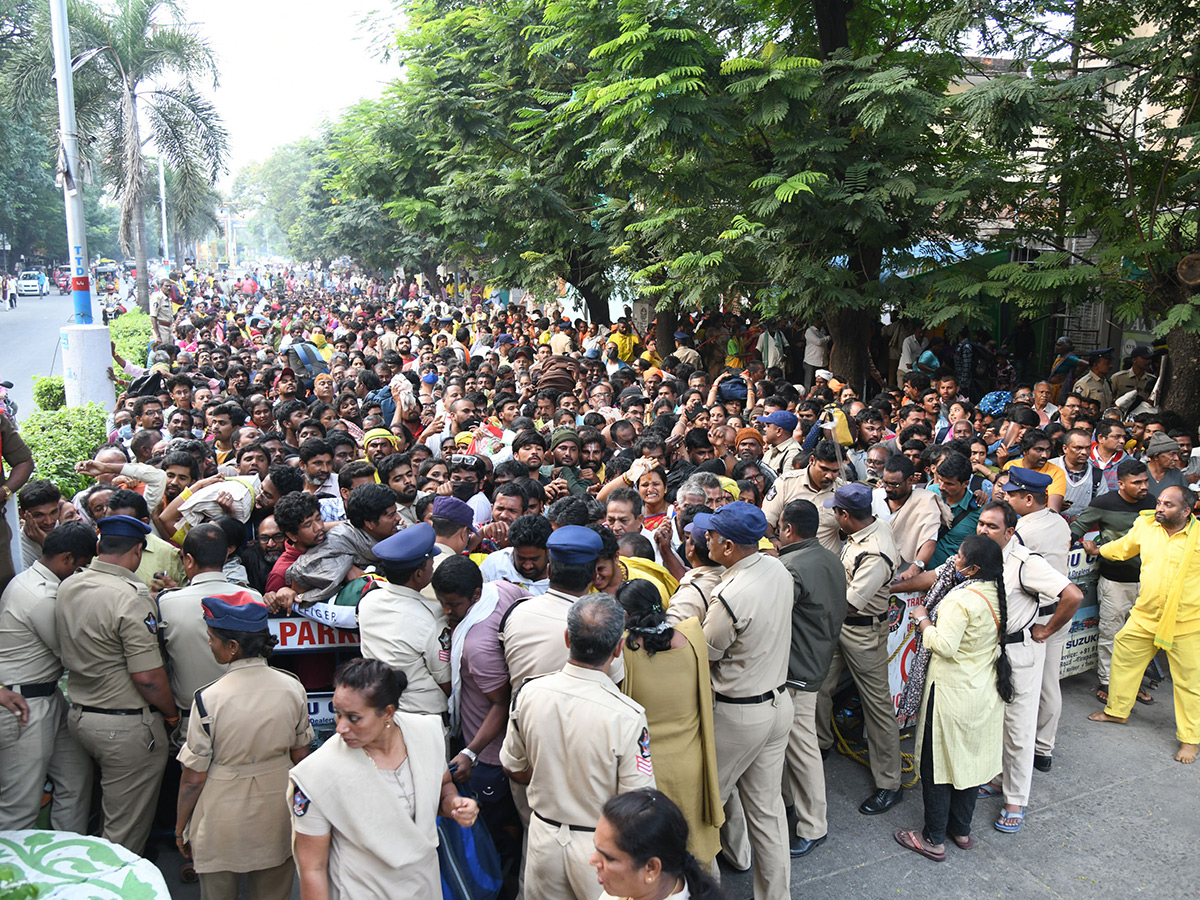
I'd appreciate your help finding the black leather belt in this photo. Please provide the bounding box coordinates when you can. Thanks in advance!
[714,686,786,704]
[534,811,595,833]
[844,613,887,627]
[3,682,58,698]
[1038,602,1058,617]
[72,705,147,716]
[1001,631,1028,646]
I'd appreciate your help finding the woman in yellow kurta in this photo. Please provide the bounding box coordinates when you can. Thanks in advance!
[615,579,723,868]
[894,535,1011,861]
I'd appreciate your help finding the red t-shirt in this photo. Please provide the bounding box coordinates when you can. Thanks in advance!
[266,543,304,593]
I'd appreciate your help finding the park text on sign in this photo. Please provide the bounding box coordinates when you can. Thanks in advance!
[268,617,360,653]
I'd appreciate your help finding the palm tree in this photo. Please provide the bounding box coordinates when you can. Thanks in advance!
[3,0,228,310]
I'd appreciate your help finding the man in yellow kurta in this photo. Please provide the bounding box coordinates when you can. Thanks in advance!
[1086,485,1200,764]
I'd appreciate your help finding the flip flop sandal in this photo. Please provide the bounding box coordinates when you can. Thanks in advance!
[1136,689,1155,705]
[894,830,946,862]
[977,783,1003,798]
[949,834,975,850]
[994,808,1025,834]
[1096,688,1108,703]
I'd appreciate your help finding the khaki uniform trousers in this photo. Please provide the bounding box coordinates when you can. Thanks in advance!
[714,693,791,900]
[68,706,168,853]
[153,317,174,346]
[784,688,827,840]
[1036,621,1071,756]
[1097,578,1140,684]
[999,636,1045,807]
[525,814,600,900]
[815,620,902,791]
[198,858,294,900]
[1106,622,1200,744]
[0,692,92,831]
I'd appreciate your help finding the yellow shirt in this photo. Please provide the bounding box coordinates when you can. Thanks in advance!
[1003,459,1067,498]
[607,331,636,362]
[1101,512,1200,637]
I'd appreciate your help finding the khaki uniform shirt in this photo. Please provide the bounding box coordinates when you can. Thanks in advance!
[158,572,258,711]
[358,582,451,715]
[762,466,843,553]
[704,552,792,696]
[1014,507,1070,574]
[56,559,163,708]
[420,542,458,603]
[501,588,625,691]
[841,519,899,616]
[763,438,802,475]
[674,346,702,368]
[500,664,653,827]
[1074,371,1113,410]
[1002,539,1071,633]
[1110,368,1155,401]
[178,657,313,872]
[666,565,723,626]
[0,561,64,684]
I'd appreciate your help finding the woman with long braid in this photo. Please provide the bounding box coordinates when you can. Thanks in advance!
[893,534,1012,862]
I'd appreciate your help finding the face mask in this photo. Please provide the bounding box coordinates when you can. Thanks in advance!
[451,481,478,501]
[118,424,133,440]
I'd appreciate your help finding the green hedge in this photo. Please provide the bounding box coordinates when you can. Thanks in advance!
[22,404,109,497]
[108,309,154,371]
[32,375,65,411]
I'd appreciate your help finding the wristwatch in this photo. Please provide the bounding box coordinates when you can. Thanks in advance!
[914,615,930,626]
[0,486,11,503]
[913,559,926,570]
[461,747,478,764]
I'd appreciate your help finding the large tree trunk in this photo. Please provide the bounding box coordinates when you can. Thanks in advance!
[656,307,678,355]
[1164,326,1200,431]
[827,306,870,392]
[418,251,441,298]
[133,190,150,313]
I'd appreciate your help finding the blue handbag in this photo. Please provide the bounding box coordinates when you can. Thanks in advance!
[438,814,503,900]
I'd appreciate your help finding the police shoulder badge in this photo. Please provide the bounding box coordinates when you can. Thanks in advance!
[144,613,159,635]
[636,726,653,777]
[293,788,310,817]
[438,627,451,663]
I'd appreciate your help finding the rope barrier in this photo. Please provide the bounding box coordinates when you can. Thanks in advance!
[829,709,920,789]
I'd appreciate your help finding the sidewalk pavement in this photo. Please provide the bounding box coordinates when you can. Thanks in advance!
[151,671,1196,899]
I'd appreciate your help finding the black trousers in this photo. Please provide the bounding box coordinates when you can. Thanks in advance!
[920,686,980,845]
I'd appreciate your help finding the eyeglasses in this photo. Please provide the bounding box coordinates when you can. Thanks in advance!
[259,533,285,544]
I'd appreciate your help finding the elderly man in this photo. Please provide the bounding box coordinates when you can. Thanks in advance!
[1087,485,1200,764]
[873,455,949,582]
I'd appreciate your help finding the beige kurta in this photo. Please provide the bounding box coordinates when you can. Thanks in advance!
[288,711,446,899]
[177,657,313,873]
[915,583,1004,789]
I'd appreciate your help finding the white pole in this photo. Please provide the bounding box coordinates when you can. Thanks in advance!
[158,157,170,267]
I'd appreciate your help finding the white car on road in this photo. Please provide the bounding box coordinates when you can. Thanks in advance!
[16,271,44,296]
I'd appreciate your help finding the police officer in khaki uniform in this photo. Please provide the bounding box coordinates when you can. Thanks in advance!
[158,525,255,717]
[1073,348,1114,411]
[500,525,624,692]
[1000,469,1074,772]
[358,522,452,716]
[972,499,1080,833]
[500,594,653,900]
[762,439,844,553]
[0,414,35,594]
[757,410,802,475]
[701,503,792,900]
[0,522,96,831]
[56,515,179,853]
[814,484,904,815]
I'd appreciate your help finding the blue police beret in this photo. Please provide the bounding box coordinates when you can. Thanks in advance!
[1004,466,1053,493]
[673,331,689,341]
[372,522,441,568]
[432,496,474,530]
[684,512,713,537]
[757,410,800,432]
[824,483,874,512]
[202,591,269,632]
[96,515,151,539]
[706,502,767,544]
[546,525,604,564]
[497,334,515,345]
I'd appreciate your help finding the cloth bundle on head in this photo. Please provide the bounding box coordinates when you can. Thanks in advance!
[717,476,740,500]
[735,427,764,447]
[362,428,399,450]
[535,357,580,394]
[177,475,260,528]
[202,591,269,632]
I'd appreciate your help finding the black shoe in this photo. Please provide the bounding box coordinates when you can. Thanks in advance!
[790,834,827,857]
[859,788,903,815]
[1033,755,1052,772]
[821,746,832,760]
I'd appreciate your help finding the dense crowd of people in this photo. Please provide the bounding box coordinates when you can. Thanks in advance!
[0,265,1196,900]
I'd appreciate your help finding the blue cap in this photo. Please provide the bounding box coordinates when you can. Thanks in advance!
[546,525,604,564]
[96,515,151,539]
[372,522,441,567]
[824,483,873,513]
[706,502,767,544]
[757,410,799,432]
[431,495,474,530]
[497,334,515,345]
[1003,466,1052,493]
[684,512,713,537]
[673,331,689,341]
[585,348,602,359]
[1087,347,1113,358]
[202,590,269,631]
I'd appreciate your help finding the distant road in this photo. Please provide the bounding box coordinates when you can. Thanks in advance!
[1,291,98,421]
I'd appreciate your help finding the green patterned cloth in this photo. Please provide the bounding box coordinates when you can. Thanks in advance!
[0,831,169,899]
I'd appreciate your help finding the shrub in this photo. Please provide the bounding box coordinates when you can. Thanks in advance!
[108,309,154,372]
[31,375,65,411]
[21,404,109,498]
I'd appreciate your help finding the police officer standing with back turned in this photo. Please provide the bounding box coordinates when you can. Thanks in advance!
[816,483,904,816]
[701,502,793,900]
[56,515,180,854]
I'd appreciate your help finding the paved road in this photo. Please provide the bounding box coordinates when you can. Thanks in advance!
[151,671,1196,899]
[0,290,87,420]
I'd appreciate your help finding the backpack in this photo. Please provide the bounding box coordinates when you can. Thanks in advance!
[291,341,329,377]
[333,574,383,612]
